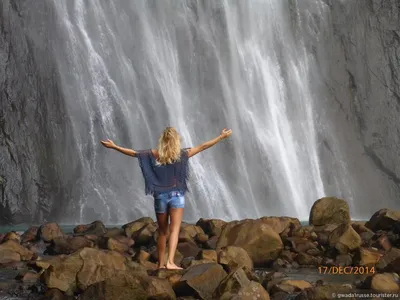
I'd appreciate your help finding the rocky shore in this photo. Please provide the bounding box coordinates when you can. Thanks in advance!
[0,197,399,300]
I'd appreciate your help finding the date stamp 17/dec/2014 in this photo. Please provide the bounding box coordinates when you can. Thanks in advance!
[318,266,375,275]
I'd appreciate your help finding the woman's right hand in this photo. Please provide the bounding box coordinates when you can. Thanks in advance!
[101,139,116,148]
[220,128,232,139]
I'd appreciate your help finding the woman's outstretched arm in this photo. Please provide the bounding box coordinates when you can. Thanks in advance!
[101,139,137,157]
[187,128,232,158]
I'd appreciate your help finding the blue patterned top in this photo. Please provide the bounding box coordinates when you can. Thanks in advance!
[136,149,190,196]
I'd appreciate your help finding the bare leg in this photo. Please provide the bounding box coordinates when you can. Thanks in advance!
[166,208,184,270]
[155,212,169,269]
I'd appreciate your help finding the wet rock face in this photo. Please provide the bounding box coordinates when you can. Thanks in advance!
[0,0,79,225]
[309,0,400,217]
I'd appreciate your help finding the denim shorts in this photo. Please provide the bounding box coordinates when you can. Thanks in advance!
[153,191,185,214]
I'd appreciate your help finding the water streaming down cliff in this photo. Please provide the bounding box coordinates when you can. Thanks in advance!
[49,0,329,223]
[1,0,399,225]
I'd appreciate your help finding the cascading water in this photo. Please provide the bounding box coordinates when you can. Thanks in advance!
[45,0,336,224]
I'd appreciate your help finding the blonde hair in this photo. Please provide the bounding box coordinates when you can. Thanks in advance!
[156,127,181,165]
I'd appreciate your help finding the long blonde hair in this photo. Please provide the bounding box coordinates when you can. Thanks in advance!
[156,127,181,165]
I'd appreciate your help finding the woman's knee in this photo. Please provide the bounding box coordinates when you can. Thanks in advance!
[158,226,168,236]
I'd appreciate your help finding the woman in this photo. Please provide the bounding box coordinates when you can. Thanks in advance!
[101,127,232,269]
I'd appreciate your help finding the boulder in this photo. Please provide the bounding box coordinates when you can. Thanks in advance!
[36,247,143,295]
[123,217,155,238]
[329,224,362,254]
[0,240,34,262]
[0,249,21,264]
[216,219,283,267]
[376,248,400,271]
[100,237,133,253]
[259,217,301,236]
[309,197,350,226]
[177,242,201,258]
[21,226,39,244]
[79,270,175,300]
[174,263,227,299]
[39,289,71,300]
[196,250,218,262]
[73,220,107,236]
[218,246,253,272]
[104,227,125,238]
[47,236,94,255]
[2,231,20,243]
[37,223,64,242]
[214,266,270,300]
[278,279,312,291]
[365,209,400,232]
[358,248,382,267]
[371,273,400,293]
[196,218,227,237]
[204,236,218,250]
[132,223,158,247]
[180,224,205,239]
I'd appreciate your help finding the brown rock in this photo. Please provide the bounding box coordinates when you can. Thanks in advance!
[180,224,205,238]
[216,219,283,267]
[174,263,227,299]
[104,227,125,238]
[279,279,312,290]
[21,226,39,244]
[106,237,130,253]
[188,259,216,268]
[204,235,218,249]
[135,250,150,263]
[358,248,382,266]
[133,223,158,247]
[197,249,218,262]
[336,254,352,266]
[37,247,135,295]
[38,223,64,242]
[123,217,155,238]
[15,270,41,282]
[79,270,167,300]
[178,230,195,244]
[2,231,21,243]
[330,224,362,254]
[0,249,21,264]
[177,242,201,258]
[214,266,270,300]
[73,220,107,236]
[259,216,301,236]
[296,252,319,266]
[0,240,34,261]
[196,218,227,237]
[48,236,94,255]
[218,246,253,272]
[195,233,209,244]
[365,209,400,232]
[40,288,71,300]
[371,273,400,293]
[286,237,317,253]
[377,248,400,270]
[309,197,350,226]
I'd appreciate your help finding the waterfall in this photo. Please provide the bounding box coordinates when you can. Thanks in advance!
[43,0,334,223]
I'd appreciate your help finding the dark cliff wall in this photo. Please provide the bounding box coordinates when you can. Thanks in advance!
[315,0,400,216]
[0,1,79,224]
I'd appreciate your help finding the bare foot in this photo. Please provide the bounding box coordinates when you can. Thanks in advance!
[157,263,166,269]
[166,262,183,270]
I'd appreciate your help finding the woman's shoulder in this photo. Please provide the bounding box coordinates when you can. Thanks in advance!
[151,149,159,158]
